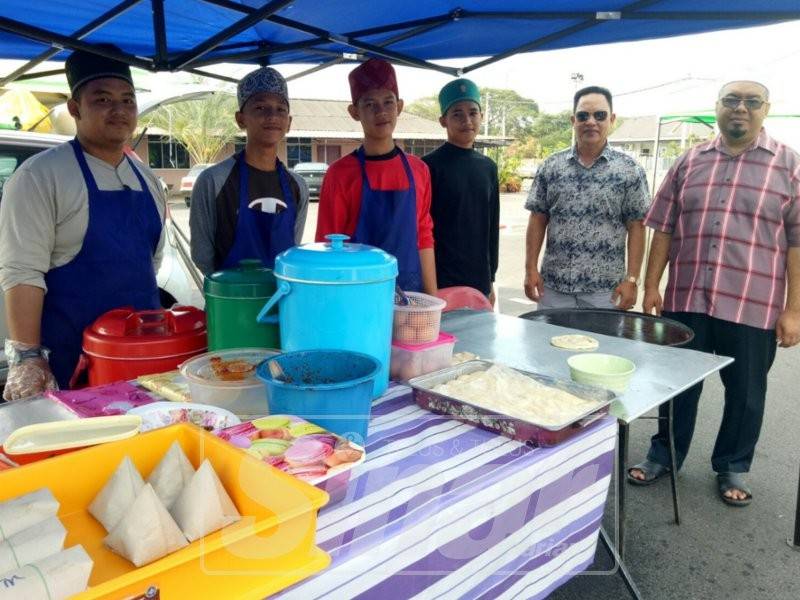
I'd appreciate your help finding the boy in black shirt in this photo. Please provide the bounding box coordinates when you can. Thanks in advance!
[422,79,499,303]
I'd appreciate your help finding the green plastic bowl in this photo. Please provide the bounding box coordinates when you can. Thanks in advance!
[567,353,636,393]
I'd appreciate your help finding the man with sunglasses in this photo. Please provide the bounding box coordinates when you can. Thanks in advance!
[629,81,800,507]
[524,86,649,311]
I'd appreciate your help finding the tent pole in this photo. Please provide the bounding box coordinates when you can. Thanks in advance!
[463,0,663,73]
[172,0,295,70]
[0,16,153,70]
[651,116,663,197]
[0,0,142,87]
[285,19,448,83]
[151,0,168,69]
[198,0,458,76]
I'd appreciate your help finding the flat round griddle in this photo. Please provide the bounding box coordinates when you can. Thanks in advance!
[519,308,694,348]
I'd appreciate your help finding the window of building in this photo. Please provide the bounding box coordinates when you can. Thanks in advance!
[286,137,313,167]
[404,139,439,157]
[147,136,190,169]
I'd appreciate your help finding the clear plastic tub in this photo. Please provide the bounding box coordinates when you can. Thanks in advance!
[390,332,456,381]
[179,348,278,418]
[393,292,447,344]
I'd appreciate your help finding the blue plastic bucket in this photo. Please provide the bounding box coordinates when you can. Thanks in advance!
[256,349,381,444]
[256,235,397,398]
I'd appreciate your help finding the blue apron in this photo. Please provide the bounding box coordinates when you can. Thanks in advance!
[220,151,297,269]
[352,146,422,291]
[41,139,162,388]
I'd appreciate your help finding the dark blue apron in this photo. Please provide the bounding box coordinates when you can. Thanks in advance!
[352,146,422,291]
[41,139,162,388]
[220,151,297,269]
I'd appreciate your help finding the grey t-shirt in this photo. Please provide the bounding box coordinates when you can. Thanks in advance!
[0,141,166,292]
[189,156,309,275]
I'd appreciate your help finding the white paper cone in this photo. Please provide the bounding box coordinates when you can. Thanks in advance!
[0,516,66,574]
[105,484,187,567]
[0,544,93,600]
[88,456,144,532]
[0,489,59,542]
[147,441,195,509]
[171,460,240,542]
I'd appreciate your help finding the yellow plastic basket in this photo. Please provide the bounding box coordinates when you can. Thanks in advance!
[0,423,330,599]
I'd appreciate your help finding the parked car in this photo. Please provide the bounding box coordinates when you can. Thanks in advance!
[0,130,203,388]
[292,162,328,201]
[179,163,211,206]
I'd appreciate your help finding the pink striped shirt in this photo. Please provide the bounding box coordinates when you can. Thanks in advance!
[645,129,800,330]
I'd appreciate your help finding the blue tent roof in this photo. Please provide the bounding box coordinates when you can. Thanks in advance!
[1,1,799,82]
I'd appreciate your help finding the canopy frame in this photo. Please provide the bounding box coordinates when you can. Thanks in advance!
[1,2,799,87]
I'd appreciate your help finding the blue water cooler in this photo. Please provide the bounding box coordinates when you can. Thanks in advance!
[257,234,397,397]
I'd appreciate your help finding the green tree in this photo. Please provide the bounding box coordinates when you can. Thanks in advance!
[529,110,573,158]
[404,95,440,122]
[480,87,539,138]
[139,93,240,164]
[405,87,539,139]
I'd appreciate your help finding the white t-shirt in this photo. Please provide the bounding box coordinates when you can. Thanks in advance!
[0,141,166,292]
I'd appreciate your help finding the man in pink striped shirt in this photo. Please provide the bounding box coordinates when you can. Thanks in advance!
[628,81,800,506]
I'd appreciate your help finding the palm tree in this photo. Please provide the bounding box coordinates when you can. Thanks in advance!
[139,93,240,164]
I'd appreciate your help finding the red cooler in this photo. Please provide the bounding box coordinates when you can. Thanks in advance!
[80,306,207,385]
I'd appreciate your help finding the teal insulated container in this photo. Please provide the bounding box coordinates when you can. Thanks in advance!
[257,234,397,397]
[204,259,280,351]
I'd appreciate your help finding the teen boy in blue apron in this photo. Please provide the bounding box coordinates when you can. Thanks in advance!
[189,67,309,276]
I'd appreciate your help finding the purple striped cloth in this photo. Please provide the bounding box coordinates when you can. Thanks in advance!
[279,384,617,600]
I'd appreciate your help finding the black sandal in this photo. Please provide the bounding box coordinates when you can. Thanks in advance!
[717,472,752,507]
[626,460,671,486]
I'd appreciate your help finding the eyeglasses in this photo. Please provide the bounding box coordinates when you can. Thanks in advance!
[719,96,766,110]
[575,110,609,122]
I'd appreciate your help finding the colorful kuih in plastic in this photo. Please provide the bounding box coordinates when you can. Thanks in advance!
[218,415,364,484]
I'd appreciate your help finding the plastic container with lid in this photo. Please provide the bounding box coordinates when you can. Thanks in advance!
[393,292,447,344]
[204,259,280,351]
[180,348,278,418]
[81,306,207,386]
[391,332,457,381]
[256,234,397,397]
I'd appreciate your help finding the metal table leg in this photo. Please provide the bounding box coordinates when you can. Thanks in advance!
[667,399,681,525]
[789,463,800,550]
[617,421,629,558]
[599,527,643,600]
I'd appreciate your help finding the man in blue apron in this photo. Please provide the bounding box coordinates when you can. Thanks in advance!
[0,46,166,399]
[189,67,309,276]
[315,58,437,295]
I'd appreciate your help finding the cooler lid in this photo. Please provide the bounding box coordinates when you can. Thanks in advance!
[274,234,398,283]
[83,306,207,359]
[204,259,277,298]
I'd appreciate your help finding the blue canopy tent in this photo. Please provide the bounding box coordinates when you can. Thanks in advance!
[1,0,800,588]
[0,1,799,85]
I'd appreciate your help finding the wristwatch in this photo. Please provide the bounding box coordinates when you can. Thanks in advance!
[624,275,640,286]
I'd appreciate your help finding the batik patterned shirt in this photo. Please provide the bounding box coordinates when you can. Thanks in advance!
[526,145,650,293]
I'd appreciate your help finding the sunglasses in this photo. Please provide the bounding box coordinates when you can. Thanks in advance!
[575,110,609,122]
[720,96,766,110]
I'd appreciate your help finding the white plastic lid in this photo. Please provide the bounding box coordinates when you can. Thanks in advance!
[180,348,279,387]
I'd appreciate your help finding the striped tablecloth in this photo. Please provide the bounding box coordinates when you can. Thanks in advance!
[279,385,617,600]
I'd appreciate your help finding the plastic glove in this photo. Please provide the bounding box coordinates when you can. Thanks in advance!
[3,340,58,401]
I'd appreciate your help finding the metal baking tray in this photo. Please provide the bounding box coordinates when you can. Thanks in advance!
[408,360,615,447]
